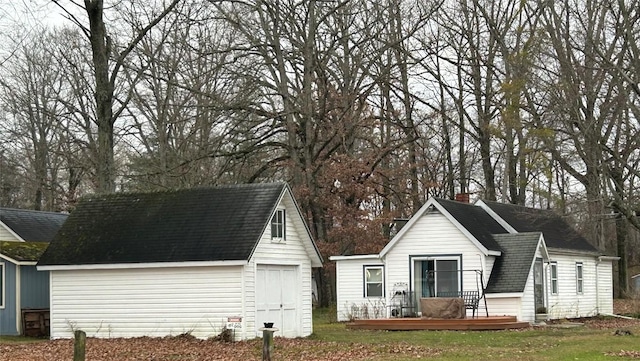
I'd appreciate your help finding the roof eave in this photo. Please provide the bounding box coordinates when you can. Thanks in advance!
[381,198,497,257]
[37,259,249,271]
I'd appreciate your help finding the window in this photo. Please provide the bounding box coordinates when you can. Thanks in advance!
[0,262,4,308]
[364,266,384,298]
[550,262,558,295]
[271,209,285,241]
[576,262,583,294]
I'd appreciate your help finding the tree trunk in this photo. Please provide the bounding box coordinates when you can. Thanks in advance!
[85,0,116,193]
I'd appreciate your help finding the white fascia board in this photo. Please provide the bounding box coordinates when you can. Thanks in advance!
[37,260,248,271]
[380,198,494,257]
[0,253,33,265]
[474,200,518,233]
[484,292,524,298]
[597,256,620,262]
[329,254,381,261]
[537,233,550,261]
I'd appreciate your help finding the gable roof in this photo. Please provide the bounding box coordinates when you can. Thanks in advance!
[0,208,68,242]
[434,198,508,252]
[478,201,599,254]
[380,198,507,257]
[38,182,320,267]
[0,241,49,264]
[485,232,544,294]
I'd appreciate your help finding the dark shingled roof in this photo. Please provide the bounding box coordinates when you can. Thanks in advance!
[482,201,599,253]
[485,233,541,294]
[435,198,508,252]
[38,183,287,266]
[0,241,49,262]
[0,208,68,242]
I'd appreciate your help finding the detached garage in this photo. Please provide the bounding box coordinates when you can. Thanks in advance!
[37,183,322,340]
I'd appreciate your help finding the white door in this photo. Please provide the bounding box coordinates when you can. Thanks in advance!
[256,265,299,337]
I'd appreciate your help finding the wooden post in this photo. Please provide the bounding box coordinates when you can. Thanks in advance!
[73,330,86,361]
[261,327,277,361]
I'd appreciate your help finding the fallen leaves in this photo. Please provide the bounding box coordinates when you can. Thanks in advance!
[0,337,440,361]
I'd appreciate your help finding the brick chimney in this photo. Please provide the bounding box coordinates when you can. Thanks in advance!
[455,193,470,203]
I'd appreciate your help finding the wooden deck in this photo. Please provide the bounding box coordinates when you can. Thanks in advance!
[346,316,530,331]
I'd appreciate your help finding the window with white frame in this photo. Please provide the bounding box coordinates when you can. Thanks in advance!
[550,262,558,295]
[270,209,285,241]
[575,262,583,294]
[364,266,384,298]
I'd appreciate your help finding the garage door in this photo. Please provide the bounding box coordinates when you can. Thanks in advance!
[256,265,299,337]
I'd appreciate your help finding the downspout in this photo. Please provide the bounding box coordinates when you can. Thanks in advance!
[595,260,600,314]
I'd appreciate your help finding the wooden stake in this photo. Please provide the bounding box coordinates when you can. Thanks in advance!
[262,328,275,361]
[73,330,86,361]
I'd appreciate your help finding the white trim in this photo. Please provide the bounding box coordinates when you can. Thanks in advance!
[575,262,584,294]
[0,221,26,242]
[329,254,381,261]
[0,262,5,309]
[597,256,620,262]
[474,200,518,233]
[380,198,500,257]
[484,292,524,298]
[0,253,37,266]
[37,260,247,271]
[363,265,384,298]
[549,262,558,295]
[15,265,21,334]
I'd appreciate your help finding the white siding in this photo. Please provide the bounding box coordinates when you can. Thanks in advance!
[596,260,614,314]
[0,224,20,241]
[49,266,243,339]
[546,253,599,319]
[247,193,314,337]
[334,258,384,322]
[384,212,488,318]
[519,261,536,323]
[485,295,522,318]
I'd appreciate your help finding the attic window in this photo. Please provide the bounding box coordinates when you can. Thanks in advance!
[271,209,285,242]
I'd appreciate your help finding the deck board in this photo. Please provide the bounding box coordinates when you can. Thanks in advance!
[346,316,530,331]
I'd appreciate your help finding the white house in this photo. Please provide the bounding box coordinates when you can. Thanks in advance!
[37,183,322,340]
[331,198,617,323]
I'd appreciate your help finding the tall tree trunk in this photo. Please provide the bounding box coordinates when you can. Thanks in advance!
[85,0,115,193]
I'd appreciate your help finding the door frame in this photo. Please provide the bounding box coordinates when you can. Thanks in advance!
[409,254,462,308]
[254,264,301,338]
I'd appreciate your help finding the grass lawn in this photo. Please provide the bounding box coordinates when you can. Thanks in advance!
[308,308,640,360]
[1,309,639,360]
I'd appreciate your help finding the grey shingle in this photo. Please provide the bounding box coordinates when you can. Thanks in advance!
[0,208,68,242]
[482,201,599,253]
[38,183,289,266]
[485,233,541,294]
[436,198,508,252]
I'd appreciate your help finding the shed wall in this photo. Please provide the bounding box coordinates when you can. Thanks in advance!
[49,266,243,339]
[247,193,315,337]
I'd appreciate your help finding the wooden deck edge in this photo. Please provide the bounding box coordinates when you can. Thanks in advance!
[346,322,530,331]
[345,317,531,331]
